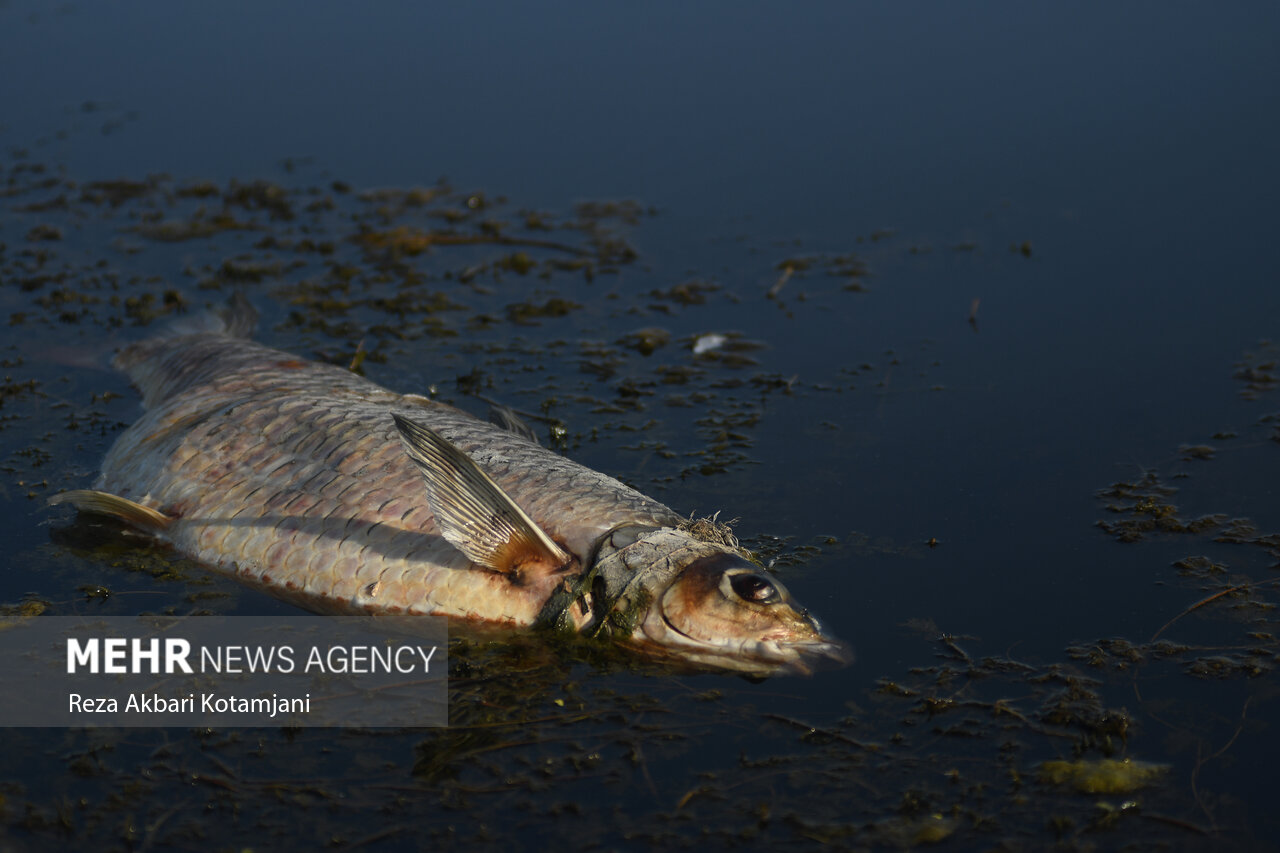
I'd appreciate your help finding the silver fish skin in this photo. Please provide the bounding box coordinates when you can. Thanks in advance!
[53,311,849,675]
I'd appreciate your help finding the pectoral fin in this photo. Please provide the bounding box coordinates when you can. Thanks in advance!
[392,413,572,576]
[48,490,173,532]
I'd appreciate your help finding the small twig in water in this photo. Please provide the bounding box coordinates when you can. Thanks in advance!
[1151,579,1280,642]
[1191,696,1252,830]
[767,265,794,299]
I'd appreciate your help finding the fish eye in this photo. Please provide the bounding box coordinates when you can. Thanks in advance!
[729,573,778,604]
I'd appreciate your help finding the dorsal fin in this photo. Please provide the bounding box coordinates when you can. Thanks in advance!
[392,413,571,575]
[487,402,540,445]
[48,490,174,532]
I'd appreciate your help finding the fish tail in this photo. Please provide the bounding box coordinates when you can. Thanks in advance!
[167,291,258,340]
[114,293,259,408]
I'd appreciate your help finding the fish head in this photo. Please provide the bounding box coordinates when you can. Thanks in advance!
[650,550,852,675]
[593,527,850,676]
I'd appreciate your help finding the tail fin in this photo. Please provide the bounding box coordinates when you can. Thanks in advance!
[152,291,258,340]
[113,293,260,409]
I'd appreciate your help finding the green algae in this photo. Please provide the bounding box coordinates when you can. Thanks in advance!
[1095,471,1227,542]
[1039,758,1168,795]
[0,596,48,630]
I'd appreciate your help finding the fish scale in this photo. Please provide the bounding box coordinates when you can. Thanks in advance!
[98,332,680,624]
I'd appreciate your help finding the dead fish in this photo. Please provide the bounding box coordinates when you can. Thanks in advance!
[50,299,848,675]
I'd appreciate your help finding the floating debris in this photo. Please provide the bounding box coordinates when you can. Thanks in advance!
[1233,341,1277,400]
[1039,758,1168,794]
[617,327,670,356]
[1095,472,1225,542]
[0,597,47,630]
[692,333,727,355]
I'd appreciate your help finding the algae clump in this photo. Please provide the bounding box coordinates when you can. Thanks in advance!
[1039,758,1167,794]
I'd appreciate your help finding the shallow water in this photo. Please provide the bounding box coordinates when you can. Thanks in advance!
[2,2,1279,849]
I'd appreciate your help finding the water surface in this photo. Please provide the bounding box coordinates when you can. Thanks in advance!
[2,2,1278,849]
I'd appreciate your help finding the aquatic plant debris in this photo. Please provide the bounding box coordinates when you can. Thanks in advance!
[1039,758,1168,794]
[1095,471,1225,542]
[1233,339,1278,400]
[0,597,47,630]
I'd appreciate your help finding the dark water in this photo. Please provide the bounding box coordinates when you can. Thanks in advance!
[3,2,1279,849]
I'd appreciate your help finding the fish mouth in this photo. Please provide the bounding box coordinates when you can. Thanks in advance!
[645,611,853,676]
[777,637,854,675]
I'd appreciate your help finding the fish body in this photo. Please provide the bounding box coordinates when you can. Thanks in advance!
[54,305,848,674]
